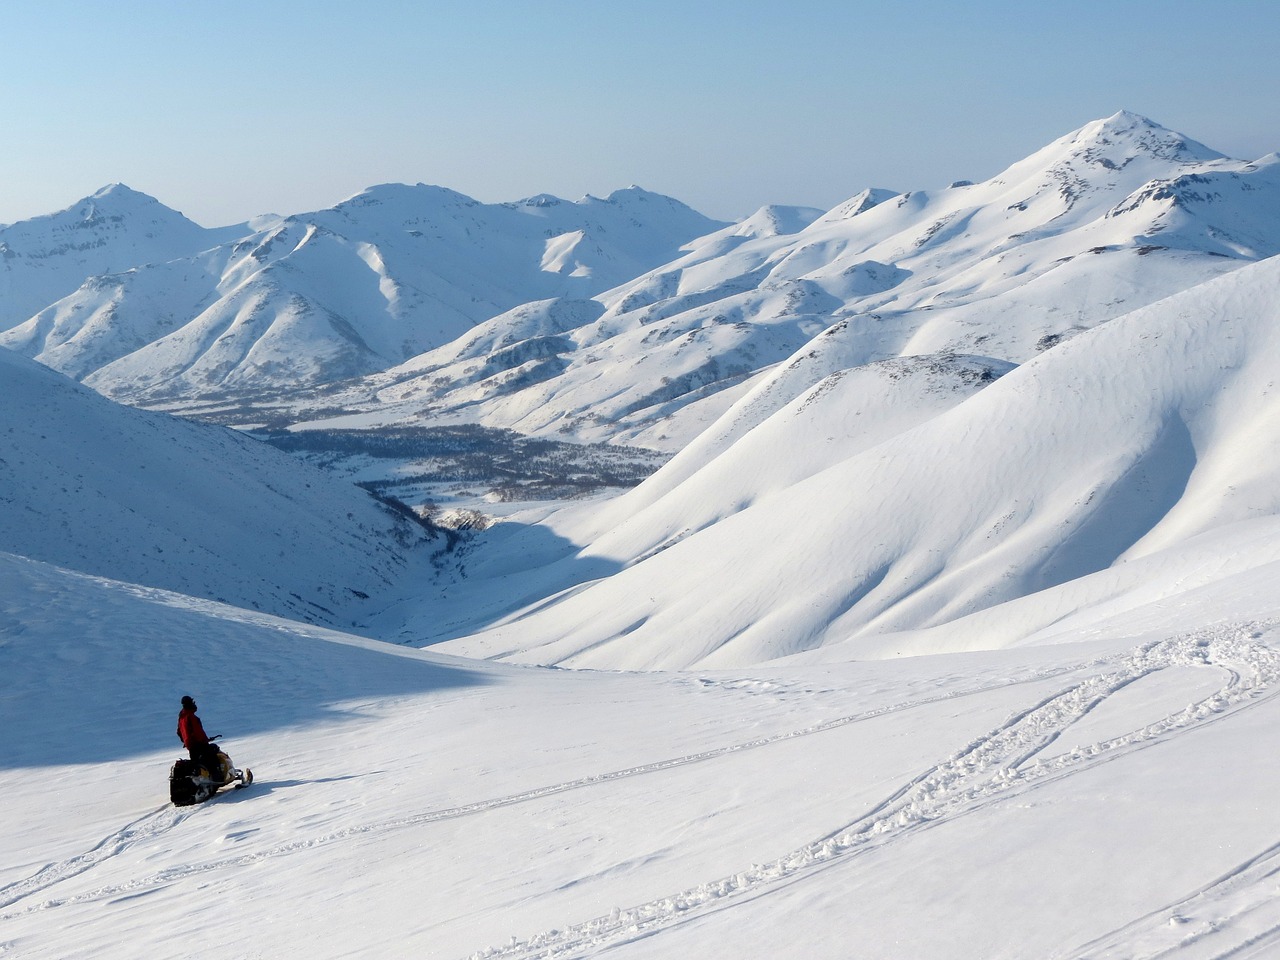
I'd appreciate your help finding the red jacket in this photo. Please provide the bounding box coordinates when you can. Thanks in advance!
[177,708,210,749]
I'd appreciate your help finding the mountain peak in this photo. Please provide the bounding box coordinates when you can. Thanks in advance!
[333,182,480,213]
[91,182,145,201]
[0,185,230,328]
[513,193,565,209]
[1096,109,1160,131]
[578,185,667,207]
[741,204,826,237]
[1064,111,1225,165]
[571,186,726,233]
[984,113,1228,214]
[82,183,181,214]
[71,184,186,227]
[816,187,899,224]
[604,185,661,202]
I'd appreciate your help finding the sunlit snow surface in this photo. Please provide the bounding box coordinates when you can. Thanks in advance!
[6,113,1280,959]
[429,255,1280,668]
[3,552,1280,959]
[283,113,1280,451]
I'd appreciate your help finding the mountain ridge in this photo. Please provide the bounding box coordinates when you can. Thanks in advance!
[278,112,1280,457]
[430,253,1280,667]
[1,181,727,400]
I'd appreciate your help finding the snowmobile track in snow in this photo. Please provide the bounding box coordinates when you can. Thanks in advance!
[0,651,1090,917]
[465,623,1280,960]
[4,624,1275,949]
[1065,835,1280,958]
[0,804,182,911]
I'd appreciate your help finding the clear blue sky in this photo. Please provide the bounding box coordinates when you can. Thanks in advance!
[1,0,1276,226]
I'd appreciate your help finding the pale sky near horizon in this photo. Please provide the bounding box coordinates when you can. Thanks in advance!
[1,0,1276,227]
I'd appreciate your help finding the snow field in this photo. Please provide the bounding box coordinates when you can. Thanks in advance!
[471,625,1280,958]
[421,254,1280,669]
[6,549,1280,958]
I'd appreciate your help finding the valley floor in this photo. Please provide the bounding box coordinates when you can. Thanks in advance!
[3,552,1279,959]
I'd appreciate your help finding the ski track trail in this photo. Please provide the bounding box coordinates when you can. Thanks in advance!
[1064,838,1280,959]
[464,623,1280,960]
[0,804,182,911]
[0,653,1089,918]
[4,622,1276,960]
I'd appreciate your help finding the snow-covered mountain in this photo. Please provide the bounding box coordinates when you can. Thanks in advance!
[0,348,433,626]
[0,184,725,399]
[7,114,1275,457]
[8,112,1280,960]
[429,252,1280,667]
[298,113,1280,452]
[0,183,244,332]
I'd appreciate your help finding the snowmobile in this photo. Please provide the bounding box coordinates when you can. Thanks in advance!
[169,737,253,806]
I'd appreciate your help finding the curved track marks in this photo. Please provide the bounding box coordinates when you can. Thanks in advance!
[0,656,1082,918]
[466,625,1280,960]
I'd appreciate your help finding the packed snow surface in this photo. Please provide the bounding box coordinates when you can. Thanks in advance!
[4,551,1280,959]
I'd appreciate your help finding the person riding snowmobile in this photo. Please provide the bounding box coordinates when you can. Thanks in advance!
[177,696,222,778]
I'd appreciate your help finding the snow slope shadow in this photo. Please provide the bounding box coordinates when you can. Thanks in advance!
[210,776,362,801]
[1031,412,1197,592]
[387,517,627,646]
[0,552,493,770]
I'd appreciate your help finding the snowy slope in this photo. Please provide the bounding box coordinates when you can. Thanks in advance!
[580,344,1015,531]
[299,114,1279,451]
[0,184,241,331]
[8,112,1280,960]
[431,253,1280,667]
[5,548,1280,959]
[1,185,725,400]
[0,247,231,381]
[0,348,432,625]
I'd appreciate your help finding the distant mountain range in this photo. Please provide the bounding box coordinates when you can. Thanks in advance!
[5,114,1277,458]
[1,183,724,401]
[287,112,1279,452]
[4,111,1280,667]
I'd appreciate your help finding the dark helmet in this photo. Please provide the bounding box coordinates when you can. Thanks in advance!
[181,696,196,709]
